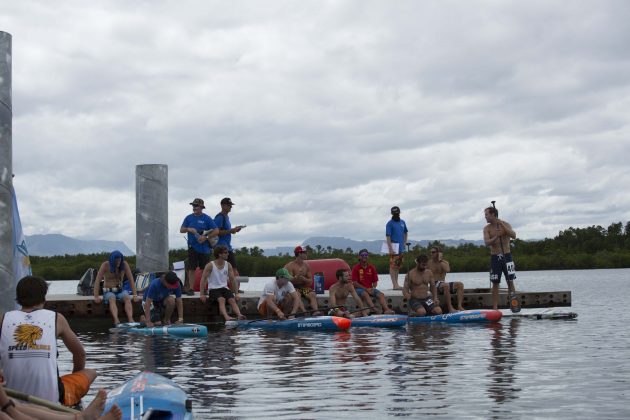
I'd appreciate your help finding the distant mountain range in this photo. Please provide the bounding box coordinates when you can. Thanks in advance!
[263,236,483,256]
[25,234,482,257]
[26,234,134,257]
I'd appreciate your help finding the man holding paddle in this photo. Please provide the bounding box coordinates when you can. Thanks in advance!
[483,204,518,311]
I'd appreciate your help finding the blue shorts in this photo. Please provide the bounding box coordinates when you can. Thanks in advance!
[356,287,383,298]
[490,253,516,284]
[103,290,130,305]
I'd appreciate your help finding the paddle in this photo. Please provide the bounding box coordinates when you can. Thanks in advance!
[5,387,80,414]
[491,201,520,313]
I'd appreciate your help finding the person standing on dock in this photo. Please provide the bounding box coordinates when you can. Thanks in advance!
[199,245,246,321]
[257,268,301,319]
[385,206,408,290]
[351,249,395,314]
[0,276,97,407]
[427,246,466,313]
[483,206,517,310]
[214,197,245,292]
[403,255,442,316]
[93,250,140,325]
[284,246,322,316]
[143,271,184,327]
[180,198,219,295]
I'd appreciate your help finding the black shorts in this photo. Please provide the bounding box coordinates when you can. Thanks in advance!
[436,281,455,295]
[149,300,166,322]
[409,297,435,313]
[226,250,237,270]
[187,248,211,270]
[490,253,516,284]
[208,287,235,303]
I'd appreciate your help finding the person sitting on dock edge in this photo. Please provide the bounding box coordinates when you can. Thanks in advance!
[284,246,322,316]
[199,245,246,321]
[351,249,395,315]
[257,268,301,320]
[0,276,98,407]
[385,205,408,290]
[328,268,368,317]
[403,255,443,317]
[427,246,465,313]
[180,198,219,295]
[93,250,140,325]
[143,271,184,327]
[483,205,517,310]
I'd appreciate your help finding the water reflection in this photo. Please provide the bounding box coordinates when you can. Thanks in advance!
[487,318,520,416]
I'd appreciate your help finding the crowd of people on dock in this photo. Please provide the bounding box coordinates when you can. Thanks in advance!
[0,200,517,416]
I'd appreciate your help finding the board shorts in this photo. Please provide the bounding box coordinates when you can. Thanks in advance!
[208,287,235,303]
[328,306,347,316]
[356,287,383,298]
[103,289,130,304]
[148,299,173,323]
[296,287,314,298]
[435,281,455,295]
[59,371,91,406]
[187,248,211,270]
[490,253,516,284]
[408,297,435,314]
[389,254,404,269]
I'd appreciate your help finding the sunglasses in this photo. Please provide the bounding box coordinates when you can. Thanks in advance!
[430,251,437,254]
[359,253,369,257]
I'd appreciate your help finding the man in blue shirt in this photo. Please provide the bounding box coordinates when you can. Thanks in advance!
[180,198,218,295]
[214,197,245,277]
[143,271,184,327]
[386,206,408,290]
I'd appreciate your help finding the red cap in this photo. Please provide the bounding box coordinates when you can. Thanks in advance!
[163,271,180,289]
[294,246,307,255]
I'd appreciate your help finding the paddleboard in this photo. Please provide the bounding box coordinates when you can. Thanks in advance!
[103,371,193,419]
[226,315,351,331]
[110,322,208,338]
[350,314,408,328]
[407,309,502,324]
[501,308,577,320]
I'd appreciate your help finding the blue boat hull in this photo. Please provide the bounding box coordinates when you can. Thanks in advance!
[110,322,208,338]
[351,314,408,328]
[227,315,351,331]
[103,371,193,419]
[407,309,502,324]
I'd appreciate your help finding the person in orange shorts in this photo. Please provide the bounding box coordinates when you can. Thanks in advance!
[0,276,97,407]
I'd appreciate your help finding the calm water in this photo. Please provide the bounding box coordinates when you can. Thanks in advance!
[50,269,630,419]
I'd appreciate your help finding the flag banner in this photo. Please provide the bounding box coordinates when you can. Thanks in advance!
[11,186,31,289]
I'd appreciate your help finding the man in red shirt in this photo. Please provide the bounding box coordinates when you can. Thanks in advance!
[351,249,395,314]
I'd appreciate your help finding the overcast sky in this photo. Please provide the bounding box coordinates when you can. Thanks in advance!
[3,1,630,252]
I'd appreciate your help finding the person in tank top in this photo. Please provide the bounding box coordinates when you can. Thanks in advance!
[200,245,246,321]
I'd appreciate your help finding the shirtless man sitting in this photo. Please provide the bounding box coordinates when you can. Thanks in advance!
[328,269,369,318]
[427,246,465,313]
[284,246,322,316]
[403,255,443,317]
[93,250,140,325]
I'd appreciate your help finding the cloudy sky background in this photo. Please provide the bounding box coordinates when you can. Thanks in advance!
[3,1,630,252]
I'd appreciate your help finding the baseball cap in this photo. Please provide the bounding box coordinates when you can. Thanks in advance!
[358,248,369,256]
[220,197,235,206]
[163,271,180,289]
[275,268,293,279]
[294,245,307,255]
[190,198,205,208]
[391,206,401,214]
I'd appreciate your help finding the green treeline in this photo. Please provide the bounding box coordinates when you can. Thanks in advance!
[31,221,630,280]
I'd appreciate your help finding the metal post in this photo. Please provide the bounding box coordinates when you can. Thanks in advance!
[136,164,169,272]
[0,31,14,313]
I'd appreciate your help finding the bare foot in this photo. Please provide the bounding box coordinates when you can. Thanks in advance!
[237,314,246,320]
[224,316,236,321]
[312,311,323,316]
[457,307,466,311]
[98,404,122,420]
[81,389,106,420]
[384,309,395,315]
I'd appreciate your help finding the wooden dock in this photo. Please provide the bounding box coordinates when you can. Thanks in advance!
[46,288,572,322]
